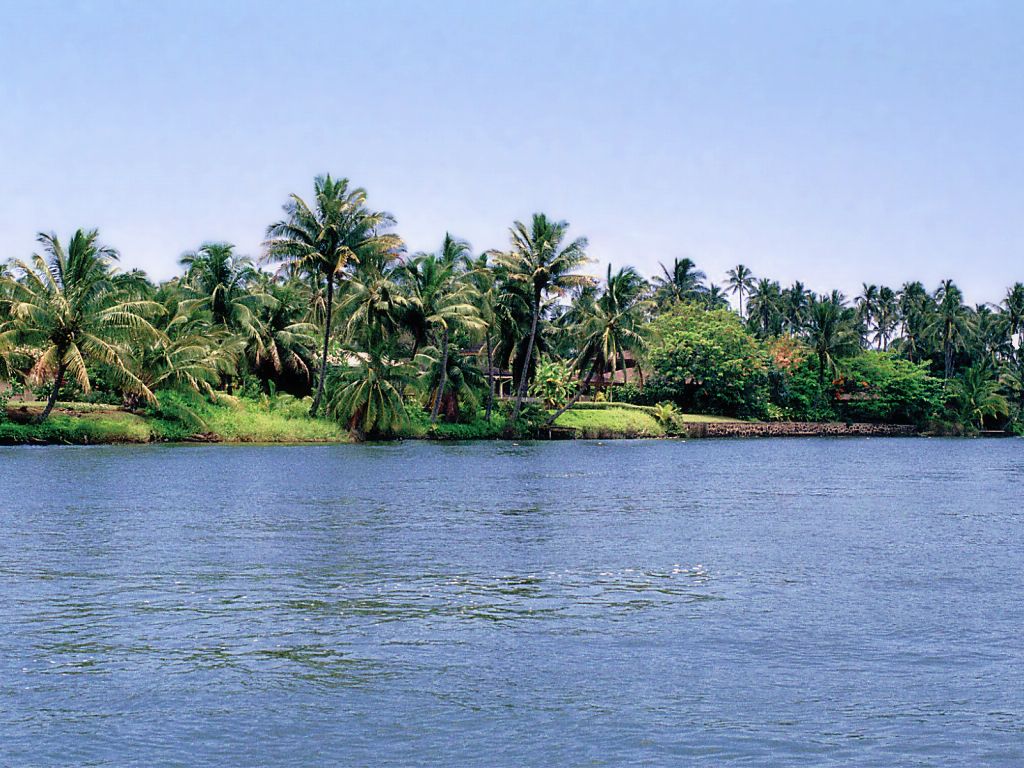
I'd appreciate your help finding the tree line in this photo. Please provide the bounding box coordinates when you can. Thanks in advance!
[1,173,1021,437]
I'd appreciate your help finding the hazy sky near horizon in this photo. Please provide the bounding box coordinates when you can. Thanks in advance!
[1,0,1022,302]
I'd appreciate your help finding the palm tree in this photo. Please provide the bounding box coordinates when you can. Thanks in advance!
[781,281,810,334]
[806,295,860,384]
[874,286,899,350]
[1002,282,1024,351]
[402,235,483,423]
[747,278,783,338]
[264,174,402,416]
[856,284,879,347]
[726,264,756,318]
[464,251,500,421]
[179,242,270,392]
[0,229,160,422]
[929,280,971,380]
[326,351,414,440]
[701,283,731,311]
[953,364,1008,431]
[653,257,706,306]
[249,278,319,394]
[492,214,589,427]
[896,281,931,361]
[338,243,408,353]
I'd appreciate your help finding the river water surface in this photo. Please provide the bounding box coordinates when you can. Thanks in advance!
[1,439,1023,766]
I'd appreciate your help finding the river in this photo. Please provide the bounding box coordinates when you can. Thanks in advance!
[1,438,1022,766]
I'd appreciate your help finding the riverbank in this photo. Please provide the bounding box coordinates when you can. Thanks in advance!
[0,397,931,445]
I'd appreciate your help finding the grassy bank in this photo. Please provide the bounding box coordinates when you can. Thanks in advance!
[552,402,745,439]
[0,395,346,445]
[0,395,747,445]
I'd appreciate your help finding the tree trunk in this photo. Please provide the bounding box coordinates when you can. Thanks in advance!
[37,362,67,424]
[546,362,599,426]
[485,332,494,423]
[739,291,744,319]
[310,274,334,417]
[508,294,540,429]
[430,327,449,424]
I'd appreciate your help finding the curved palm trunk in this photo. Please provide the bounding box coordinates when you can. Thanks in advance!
[37,362,67,424]
[430,327,449,424]
[944,321,954,380]
[508,295,540,428]
[546,361,599,426]
[310,274,334,417]
[485,332,495,423]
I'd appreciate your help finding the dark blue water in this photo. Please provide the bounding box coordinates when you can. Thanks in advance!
[1,439,1023,766]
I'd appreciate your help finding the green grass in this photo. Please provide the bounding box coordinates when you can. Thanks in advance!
[554,405,665,438]
[1,395,346,444]
[0,410,154,444]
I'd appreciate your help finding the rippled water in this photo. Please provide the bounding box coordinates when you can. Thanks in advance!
[2,438,1023,766]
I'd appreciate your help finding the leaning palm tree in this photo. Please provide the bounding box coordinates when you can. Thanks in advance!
[726,264,756,318]
[264,174,402,416]
[491,214,590,427]
[0,229,160,422]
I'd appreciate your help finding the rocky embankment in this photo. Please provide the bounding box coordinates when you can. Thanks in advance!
[682,422,918,438]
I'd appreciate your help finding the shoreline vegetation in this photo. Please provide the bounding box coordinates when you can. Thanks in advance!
[0,395,946,446]
[2,173,1023,444]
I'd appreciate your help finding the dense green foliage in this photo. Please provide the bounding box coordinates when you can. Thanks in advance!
[2,172,1022,439]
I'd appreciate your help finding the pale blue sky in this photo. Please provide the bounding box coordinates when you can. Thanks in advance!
[1,0,1022,302]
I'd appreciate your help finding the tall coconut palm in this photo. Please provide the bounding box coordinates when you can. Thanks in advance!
[264,174,402,416]
[726,264,756,318]
[928,280,971,380]
[0,229,160,422]
[856,284,879,347]
[491,214,589,427]
[781,281,811,334]
[464,251,500,421]
[805,295,860,384]
[402,235,483,423]
[747,278,783,338]
[874,286,899,350]
[653,257,706,306]
[896,281,931,361]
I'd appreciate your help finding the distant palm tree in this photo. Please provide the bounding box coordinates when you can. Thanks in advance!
[747,278,783,338]
[653,258,706,306]
[701,283,731,310]
[806,295,860,384]
[0,230,160,421]
[928,280,971,379]
[856,283,879,346]
[781,281,810,334]
[726,264,756,318]
[874,286,899,350]
[264,174,402,416]
[1002,282,1024,351]
[492,214,589,427]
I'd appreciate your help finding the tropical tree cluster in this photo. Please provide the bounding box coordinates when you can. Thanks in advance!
[1,175,1021,436]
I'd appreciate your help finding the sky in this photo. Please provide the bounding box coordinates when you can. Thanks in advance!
[1,0,1022,303]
